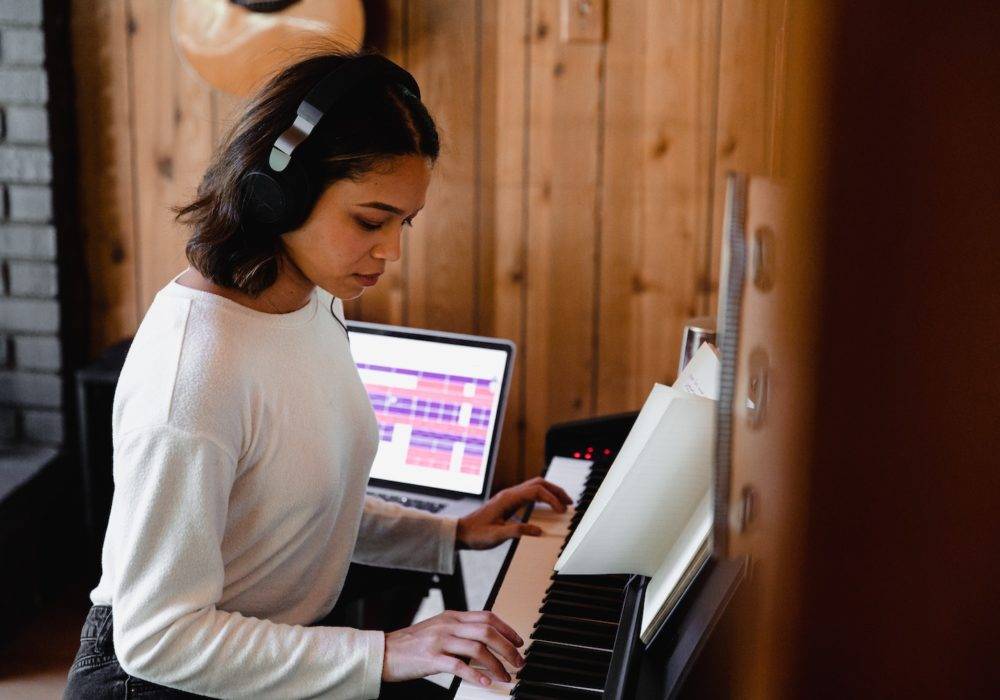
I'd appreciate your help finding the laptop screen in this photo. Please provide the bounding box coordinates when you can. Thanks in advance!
[347,321,515,498]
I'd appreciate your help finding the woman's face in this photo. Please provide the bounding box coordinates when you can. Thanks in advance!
[281,154,432,300]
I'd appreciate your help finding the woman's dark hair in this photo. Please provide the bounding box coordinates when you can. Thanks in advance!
[174,50,440,296]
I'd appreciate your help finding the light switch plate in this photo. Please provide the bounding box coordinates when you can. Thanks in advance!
[560,0,605,43]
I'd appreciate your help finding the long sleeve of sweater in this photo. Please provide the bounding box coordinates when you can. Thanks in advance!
[353,497,458,575]
[105,424,384,699]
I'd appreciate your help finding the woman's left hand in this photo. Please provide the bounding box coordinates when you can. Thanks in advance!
[456,476,574,550]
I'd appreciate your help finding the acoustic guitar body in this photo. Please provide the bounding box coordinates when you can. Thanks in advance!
[172,0,365,97]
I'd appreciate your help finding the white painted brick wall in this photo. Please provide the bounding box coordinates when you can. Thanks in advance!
[3,104,47,143]
[1,1,65,446]
[0,143,50,181]
[6,182,50,220]
[0,298,59,332]
[12,334,60,370]
[0,27,44,65]
[0,0,42,26]
[0,67,47,103]
[0,370,62,408]
[0,223,56,259]
[8,259,57,296]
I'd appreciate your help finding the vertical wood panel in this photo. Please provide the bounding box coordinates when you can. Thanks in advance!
[598,0,722,413]
[522,0,603,473]
[128,0,214,311]
[476,0,497,339]
[72,0,139,355]
[705,0,789,314]
[595,0,646,414]
[637,0,720,388]
[404,0,478,333]
[486,0,530,485]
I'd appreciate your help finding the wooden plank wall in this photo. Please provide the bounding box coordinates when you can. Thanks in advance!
[73,0,788,487]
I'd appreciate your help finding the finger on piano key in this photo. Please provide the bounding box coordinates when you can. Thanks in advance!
[450,610,524,647]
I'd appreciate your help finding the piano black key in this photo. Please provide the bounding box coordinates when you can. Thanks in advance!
[550,573,630,586]
[517,660,607,689]
[543,589,625,610]
[524,640,612,672]
[532,613,618,640]
[540,598,621,623]
[542,593,623,618]
[530,620,616,649]
[545,583,625,604]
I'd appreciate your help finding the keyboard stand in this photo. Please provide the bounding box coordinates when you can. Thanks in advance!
[433,559,468,611]
[324,554,469,632]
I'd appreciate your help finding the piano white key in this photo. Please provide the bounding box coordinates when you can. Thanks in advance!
[455,458,592,697]
[454,677,512,699]
[455,509,573,697]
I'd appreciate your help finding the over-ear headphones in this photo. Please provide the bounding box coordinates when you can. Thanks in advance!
[239,54,421,235]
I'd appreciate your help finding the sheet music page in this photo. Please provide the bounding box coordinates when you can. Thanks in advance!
[554,384,677,569]
[675,342,720,400]
[641,492,713,640]
[555,392,715,575]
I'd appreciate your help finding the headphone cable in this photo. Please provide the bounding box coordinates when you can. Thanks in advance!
[329,295,350,342]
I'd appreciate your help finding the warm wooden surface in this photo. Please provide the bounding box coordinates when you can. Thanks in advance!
[72,0,790,485]
[522,0,603,480]
[726,177,815,698]
[70,0,139,357]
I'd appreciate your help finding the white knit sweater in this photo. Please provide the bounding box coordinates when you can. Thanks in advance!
[90,273,458,698]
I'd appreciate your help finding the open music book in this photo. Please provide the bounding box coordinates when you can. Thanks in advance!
[554,343,720,644]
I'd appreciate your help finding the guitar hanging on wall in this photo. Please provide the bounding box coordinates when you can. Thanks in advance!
[171,0,365,97]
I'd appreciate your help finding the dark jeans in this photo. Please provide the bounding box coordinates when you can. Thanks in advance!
[63,605,201,699]
[64,567,451,699]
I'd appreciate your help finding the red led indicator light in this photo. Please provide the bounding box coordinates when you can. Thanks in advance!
[573,452,581,458]
[603,448,611,455]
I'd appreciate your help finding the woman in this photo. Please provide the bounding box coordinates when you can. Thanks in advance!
[64,50,572,699]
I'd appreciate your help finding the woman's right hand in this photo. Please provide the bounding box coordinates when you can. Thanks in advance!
[381,610,525,687]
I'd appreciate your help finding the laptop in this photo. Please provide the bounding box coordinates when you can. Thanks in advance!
[346,320,516,517]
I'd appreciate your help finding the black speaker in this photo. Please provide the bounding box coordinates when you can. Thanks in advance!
[74,338,131,568]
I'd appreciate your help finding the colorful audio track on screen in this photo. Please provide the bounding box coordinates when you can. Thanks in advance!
[357,363,500,478]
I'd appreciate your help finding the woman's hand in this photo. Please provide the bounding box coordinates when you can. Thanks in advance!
[456,476,574,550]
[382,610,525,686]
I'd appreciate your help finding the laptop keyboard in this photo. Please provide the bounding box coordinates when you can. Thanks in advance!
[370,492,448,514]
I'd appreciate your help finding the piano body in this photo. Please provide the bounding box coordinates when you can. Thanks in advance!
[449,174,768,699]
[451,413,745,699]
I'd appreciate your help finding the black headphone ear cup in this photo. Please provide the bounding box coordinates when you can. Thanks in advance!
[240,159,314,235]
[242,169,288,229]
